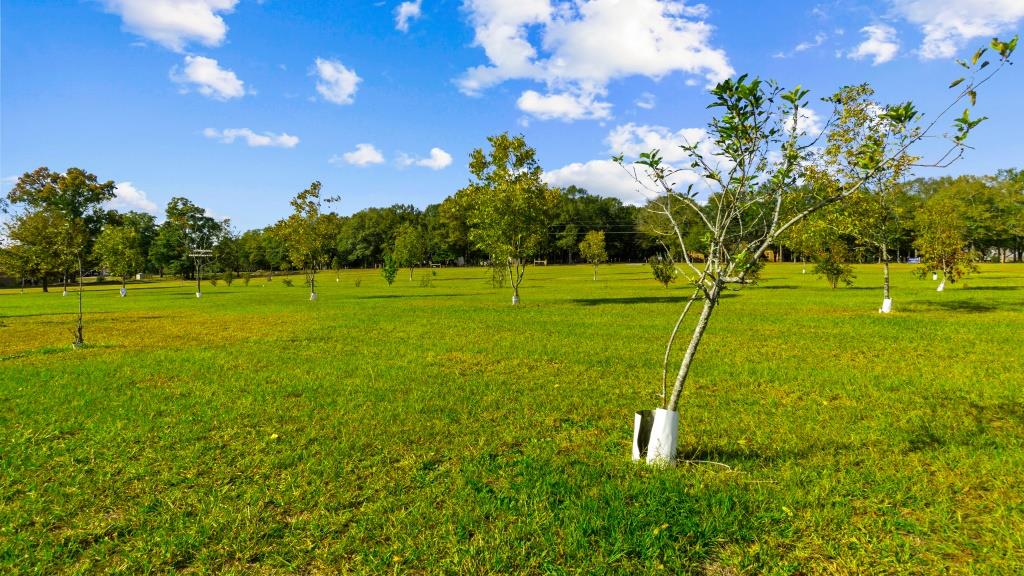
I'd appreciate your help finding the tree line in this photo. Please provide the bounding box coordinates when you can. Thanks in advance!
[1,148,1021,292]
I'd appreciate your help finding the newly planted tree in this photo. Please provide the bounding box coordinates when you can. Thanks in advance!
[94,225,147,295]
[459,133,554,305]
[914,195,978,290]
[282,181,339,301]
[618,37,1016,463]
[579,230,608,280]
[393,222,428,281]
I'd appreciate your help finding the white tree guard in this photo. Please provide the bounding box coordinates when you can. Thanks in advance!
[120,287,127,298]
[932,272,938,281]
[879,298,892,313]
[310,292,318,301]
[937,281,945,292]
[632,409,678,464]
[647,409,679,464]
[196,291,202,298]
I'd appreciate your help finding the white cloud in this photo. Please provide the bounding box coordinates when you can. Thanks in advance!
[785,108,824,136]
[332,144,385,167]
[635,92,656,110]
[459,0,733,121]
[398,147,453,170]
[314,57,361,105]
[516,89,611,120]
[171,55,245,99]
[606,123,708,163]
[203,128,299,148]
[893,0,1024,59]
[795,32,827,53]
[395,0,423,32]
[848,24,900,65]
[106,182,159,214]
[100,0,238,52]
[544,159,650,205]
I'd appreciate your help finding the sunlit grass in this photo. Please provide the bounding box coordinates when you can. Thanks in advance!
[2,263,1022,573]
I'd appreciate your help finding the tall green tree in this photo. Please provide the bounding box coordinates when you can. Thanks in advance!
[461,132,555,305]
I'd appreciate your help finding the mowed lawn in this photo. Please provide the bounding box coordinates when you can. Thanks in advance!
[1,263,1022,574]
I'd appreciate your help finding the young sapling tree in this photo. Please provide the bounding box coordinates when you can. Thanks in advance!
[93,225,146,296]
[579,230,608,280]
[618,37,1016,464]
[282,181,339,301]
[460,133,554,305]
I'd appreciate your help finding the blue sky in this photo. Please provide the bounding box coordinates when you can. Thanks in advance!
[2,0,1022,231]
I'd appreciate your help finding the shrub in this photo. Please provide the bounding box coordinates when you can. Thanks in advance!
[208,276,218,287]
[282,278,294,287]
[353,277,362,288]
[419,272,434,288]
[222,271,234,287]
[242,272,252,286]
[648,254,677,287]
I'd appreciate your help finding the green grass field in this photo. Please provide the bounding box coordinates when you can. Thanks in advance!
[2,263,1022,574]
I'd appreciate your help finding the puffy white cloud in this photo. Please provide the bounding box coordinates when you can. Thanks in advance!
[543,159,651,205]
[203,128,299,148]
[635,92,656,110]
[398,147,453,170]
[848,24,900,65]
[171,55,245,99]
[893,0,1024,59]
[105,182,159,214]
[516,89,611,120]
[606,123,708,163]
[459,0,733,121]
[332,144,385,167]
[314,57,361,105]
[100,0,238,52]
[395,0,423,32]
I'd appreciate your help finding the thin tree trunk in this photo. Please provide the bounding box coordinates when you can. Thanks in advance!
[593,265,598,281]
[74,258,84,347]
[882,243,890,301]
[42,277,49,293]
[665,284,719,411]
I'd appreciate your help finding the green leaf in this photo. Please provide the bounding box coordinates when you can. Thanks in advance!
[948,77,965,88]
[971,47,986,65]
[969,90,977,106]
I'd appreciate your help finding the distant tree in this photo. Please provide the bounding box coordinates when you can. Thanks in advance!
[392,222,428,281]
[648,254,677,288]
[1,210,81,292]
[381,253,398,286]
[812,241,856,288]
[914,195,977,289]
[93,225,146,292]
[461,133,555,304]
[579,230,608,280]
[282,181,338,300]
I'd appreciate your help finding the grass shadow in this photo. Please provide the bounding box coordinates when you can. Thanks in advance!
[573,294,737,306]
[923,300,998,313]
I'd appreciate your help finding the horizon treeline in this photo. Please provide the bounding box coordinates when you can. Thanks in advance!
[2,166,1023,289]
